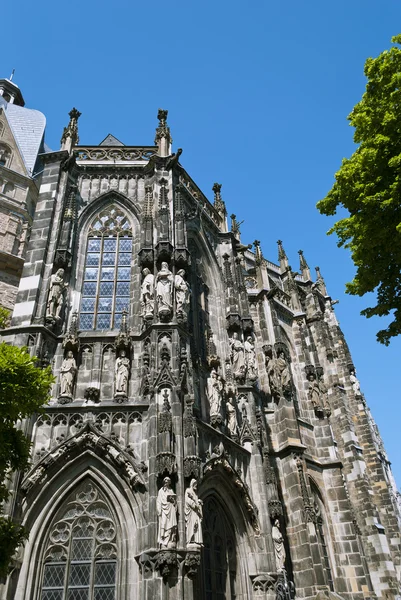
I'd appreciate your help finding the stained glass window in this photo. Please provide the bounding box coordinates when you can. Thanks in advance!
[40,482,117,600]
[79,207,132,331]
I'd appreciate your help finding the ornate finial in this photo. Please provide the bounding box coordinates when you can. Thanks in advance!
[277,240,289,272]
[60,107,82,153]
[212,183,226,214]
[63,311,79,353]
[254,240,263,265]
[230,214,242,240]
[155,108,172,157]
[298,250,311,281]
[314,266,328,296]
[115,308,131,354]
[64,185,77,220]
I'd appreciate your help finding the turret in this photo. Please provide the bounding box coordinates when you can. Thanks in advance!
[60,108,81,154]
[298,250,312,281]
[155,109,172,157]
[277,239,289,273]
[0,72,25,106]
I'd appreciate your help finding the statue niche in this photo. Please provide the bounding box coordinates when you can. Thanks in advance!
[59,350,77,403]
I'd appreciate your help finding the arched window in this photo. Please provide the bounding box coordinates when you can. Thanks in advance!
[39,481,117,600]
[79,206,132,330]
[0,143,11,167]
[198,497,237,600]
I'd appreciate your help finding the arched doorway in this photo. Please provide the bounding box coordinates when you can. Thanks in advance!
[196,496,238,600]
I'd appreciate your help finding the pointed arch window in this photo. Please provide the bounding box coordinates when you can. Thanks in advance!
[79,206,132,331]
[40,481,117,600]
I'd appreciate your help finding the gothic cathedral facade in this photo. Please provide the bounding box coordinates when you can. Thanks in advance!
[0,76,400,600]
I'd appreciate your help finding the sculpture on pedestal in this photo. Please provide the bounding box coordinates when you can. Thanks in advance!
[272,519,286,572]
[244,336,257,382]
[226,397,238,437]
[207,369,223,425]
[175,269,191,318]
[230,332,245,383]
[185,479,203,548]
[46,268,68,323]
[115,350,130,398]
[59,350,77,401]
[157,477,178,548]
[156,262,173,320]
[140,268,154,319]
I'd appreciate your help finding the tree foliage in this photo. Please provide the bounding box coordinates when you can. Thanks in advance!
[0,342,54,578]
[317,34,401,345]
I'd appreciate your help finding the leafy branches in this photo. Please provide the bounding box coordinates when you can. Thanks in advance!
[317,34,401,345]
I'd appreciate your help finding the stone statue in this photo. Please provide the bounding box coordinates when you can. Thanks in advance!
[307,373,320,410]
[207,369,223,417]
[174,269,191,315]
[46,268,68,320]
[230,333,245,382]
[272,519,286,572]
[140,268,154,317]
[245,336,257,381]
[226,397,238,437]
[277,351,291,395]
[115,350,130,396]
[350,369,362,397]
[185,479,203,548]
[59,351,77,398]
[156,262,173,318]
[157,476,178,548]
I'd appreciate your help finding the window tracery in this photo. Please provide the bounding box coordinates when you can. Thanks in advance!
[0,143,11,167]
[40,481,117,600]
[79,206,132,331]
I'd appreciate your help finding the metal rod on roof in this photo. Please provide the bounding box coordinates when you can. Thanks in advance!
[9,69,15,81]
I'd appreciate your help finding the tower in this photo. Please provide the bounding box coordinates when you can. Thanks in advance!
[1,96,400,600]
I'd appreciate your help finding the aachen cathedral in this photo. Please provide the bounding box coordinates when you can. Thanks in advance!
[0,74,400,600]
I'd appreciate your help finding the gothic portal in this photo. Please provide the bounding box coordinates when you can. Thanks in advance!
[0,78,400,600]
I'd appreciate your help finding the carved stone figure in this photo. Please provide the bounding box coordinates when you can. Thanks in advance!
[277,351,291,394]
[230,333,245,382]
[272,519,286,572]
[157,477,178,548]
[175,269,191,315]
[156,262,173,318]
[46,268,68,321]
[307,373,320,409]
[59,351,77,398]
[207,369,223,418]
[115,350,130,396]
[226,397,238,437]
[140,268,154,318]
[185,479,203,548]
[268,350,291,400]
[245,336,257,381]
[350,369,362,397]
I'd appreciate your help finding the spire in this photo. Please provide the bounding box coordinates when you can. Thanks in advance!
[287,268,302,312]
[277,240,289,273]
[155,109,172,157]
[315,266,328,296]
[298,250,312,281]
[60,108,82,154]
[212,183,226,215]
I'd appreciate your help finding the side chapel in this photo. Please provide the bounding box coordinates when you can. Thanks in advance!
[0,75,400,600]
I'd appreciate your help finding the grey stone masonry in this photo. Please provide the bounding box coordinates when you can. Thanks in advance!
[1,105,400,600]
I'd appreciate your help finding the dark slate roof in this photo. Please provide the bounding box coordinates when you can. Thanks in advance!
[99,133,125,147]
[0,95,46,174]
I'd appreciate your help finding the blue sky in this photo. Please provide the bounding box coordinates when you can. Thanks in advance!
[3,0,401,485]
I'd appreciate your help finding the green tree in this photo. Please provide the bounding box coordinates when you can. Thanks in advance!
[0,342,54,578]
[317,34,401,345]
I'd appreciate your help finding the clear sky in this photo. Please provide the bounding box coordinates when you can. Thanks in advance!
[3,0,400,485]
